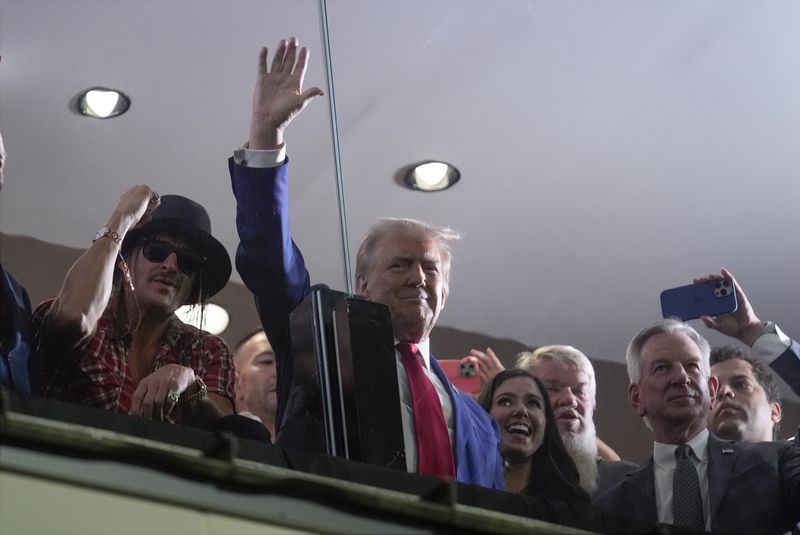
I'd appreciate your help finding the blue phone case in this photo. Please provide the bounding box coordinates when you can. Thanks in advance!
[660,280,738,321]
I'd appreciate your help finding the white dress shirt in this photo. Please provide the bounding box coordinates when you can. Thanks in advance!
[653,428,711,532]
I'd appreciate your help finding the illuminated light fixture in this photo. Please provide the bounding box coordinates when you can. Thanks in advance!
[78,87,130,118]
[404,160,460,192]
[175,303,230,335]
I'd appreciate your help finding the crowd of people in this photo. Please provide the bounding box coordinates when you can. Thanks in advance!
[2,37,799,533]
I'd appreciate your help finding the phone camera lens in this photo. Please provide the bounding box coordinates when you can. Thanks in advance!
[714,281,722,289]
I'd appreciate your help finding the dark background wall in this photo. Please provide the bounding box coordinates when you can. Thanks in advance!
[3,232,797,463]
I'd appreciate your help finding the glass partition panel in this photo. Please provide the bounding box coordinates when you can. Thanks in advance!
[323,0,800,372]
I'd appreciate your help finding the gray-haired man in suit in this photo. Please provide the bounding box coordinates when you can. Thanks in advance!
[596,318,800,534]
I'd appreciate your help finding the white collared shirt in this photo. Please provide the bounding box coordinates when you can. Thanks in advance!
[653,428,711,531]
[395,338,455,474]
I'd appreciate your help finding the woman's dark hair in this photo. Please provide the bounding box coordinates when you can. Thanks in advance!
[478,368,589,504]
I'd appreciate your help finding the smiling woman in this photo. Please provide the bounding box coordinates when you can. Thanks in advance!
[478,369,589,503]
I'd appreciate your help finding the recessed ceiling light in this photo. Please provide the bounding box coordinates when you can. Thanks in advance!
[175,303,230,335]
[78,87,130,118]
[404,161,460,192]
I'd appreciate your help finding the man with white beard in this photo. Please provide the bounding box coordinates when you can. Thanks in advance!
[516,346,636,500]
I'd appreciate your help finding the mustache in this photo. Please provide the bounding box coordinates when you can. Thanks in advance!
[150,273,181,287]
[554,407,585,422]
[713,400,744,415]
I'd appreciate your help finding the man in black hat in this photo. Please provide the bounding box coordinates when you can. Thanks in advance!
[33,186,235,425]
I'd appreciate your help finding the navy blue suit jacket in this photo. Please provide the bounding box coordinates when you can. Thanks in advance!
[230,158,504,489]
[1,263,37,395]
[596,433,800,534]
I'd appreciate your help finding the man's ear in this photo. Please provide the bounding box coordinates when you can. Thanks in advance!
[771,402,783,425]
[355,273,367,297]
[629,383,645,417]
[707,374,719,403]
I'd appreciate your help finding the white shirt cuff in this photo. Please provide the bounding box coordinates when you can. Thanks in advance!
[232,141,286,168]
[236,410,264,423]
[751,322,792,363]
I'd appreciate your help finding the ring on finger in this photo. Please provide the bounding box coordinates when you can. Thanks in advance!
[166,389,180,405]
[150,191,160,204]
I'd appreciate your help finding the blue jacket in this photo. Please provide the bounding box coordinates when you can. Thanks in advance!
[0,263,37,395]
[230,157,504,490]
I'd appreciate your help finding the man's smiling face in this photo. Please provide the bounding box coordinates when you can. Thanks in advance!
[533,359,594,437]
[355,231,447,343]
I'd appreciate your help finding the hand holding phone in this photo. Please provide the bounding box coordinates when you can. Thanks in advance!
[691,268,765,346]
[439,359,482,394]
[660,279,738,321]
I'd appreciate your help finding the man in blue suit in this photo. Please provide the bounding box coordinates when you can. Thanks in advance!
[229,37,503,489]
[596,318,800,533]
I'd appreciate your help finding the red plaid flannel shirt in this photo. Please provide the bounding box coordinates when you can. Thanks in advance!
[33,298,234,423]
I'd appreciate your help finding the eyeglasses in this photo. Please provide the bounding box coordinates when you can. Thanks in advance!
[140,239,206,275]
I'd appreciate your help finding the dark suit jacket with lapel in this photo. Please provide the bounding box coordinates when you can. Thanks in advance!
[593,458,637,501]
[230,158,505,490]
[596,433,800,534]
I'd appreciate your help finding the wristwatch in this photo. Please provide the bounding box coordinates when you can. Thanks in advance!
[93,226,121,246]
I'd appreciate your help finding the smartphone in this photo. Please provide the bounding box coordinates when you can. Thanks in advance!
[660,279,737,321]
[439,359,481,395]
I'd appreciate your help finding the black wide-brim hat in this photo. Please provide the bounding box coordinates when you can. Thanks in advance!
[121,195,232,304]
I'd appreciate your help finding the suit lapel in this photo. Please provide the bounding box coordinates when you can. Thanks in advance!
[707,434,738,524]
[627,458,659,523]
[429,356,464,471]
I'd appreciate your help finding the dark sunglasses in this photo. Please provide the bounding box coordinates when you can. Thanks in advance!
[140,239,206,275]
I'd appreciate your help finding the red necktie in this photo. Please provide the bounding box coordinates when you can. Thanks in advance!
[397,342,456,479]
